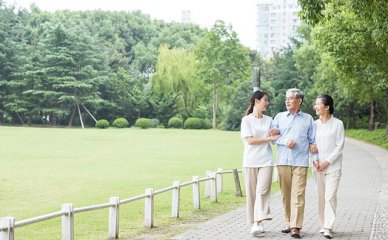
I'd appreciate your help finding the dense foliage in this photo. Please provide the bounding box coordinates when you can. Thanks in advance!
[0,1,386,133]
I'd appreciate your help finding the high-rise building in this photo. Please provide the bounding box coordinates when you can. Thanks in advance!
[256,0,301,58]
[181,10,191,24]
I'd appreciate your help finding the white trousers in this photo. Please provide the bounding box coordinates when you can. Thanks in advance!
[313,170,342,230]
[243,167,273,224]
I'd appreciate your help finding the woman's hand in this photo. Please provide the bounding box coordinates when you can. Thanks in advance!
[313,161,320,171]
[268,135,280,141]
[318,160,330,171]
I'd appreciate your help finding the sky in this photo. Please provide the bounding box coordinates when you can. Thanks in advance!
[5,0,258,49]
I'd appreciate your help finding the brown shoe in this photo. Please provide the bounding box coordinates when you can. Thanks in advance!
[291,228,301,239]
[281,227,291,233]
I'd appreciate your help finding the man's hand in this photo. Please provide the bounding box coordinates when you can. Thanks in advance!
[269,128,280,136]
[287,140,297,149]
[310,144,318,154]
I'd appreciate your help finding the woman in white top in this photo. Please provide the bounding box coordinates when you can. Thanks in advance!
[312,95,345,239]
[240,90,279,236]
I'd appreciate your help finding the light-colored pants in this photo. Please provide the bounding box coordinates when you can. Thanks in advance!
[278,166,308,229]
[313,170,342,230]
[243,167,273,224]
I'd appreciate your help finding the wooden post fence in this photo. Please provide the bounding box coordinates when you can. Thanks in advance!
[108,197,120,239]
[0,168,244,239]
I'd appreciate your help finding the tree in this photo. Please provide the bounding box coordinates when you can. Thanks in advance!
[299,0,388,130]
[152,45,205,118]
[195,20,251,128]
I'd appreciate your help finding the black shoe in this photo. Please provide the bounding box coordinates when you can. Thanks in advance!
[324,230,333,239]
[281,227,291,233]
[291,228,301,239]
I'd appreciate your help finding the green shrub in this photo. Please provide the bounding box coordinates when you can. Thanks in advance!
[168,117,184,128]
[95,119,109,129]
[112,117,129,128]
[184,117,202,129]
[201,119,212,129]
[134,118,153,129]
[151,118,160,128]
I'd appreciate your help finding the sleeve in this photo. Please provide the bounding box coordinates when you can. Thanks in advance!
[326,120,345,164]
[307,116,316,145]
[240,117,253,139]
[272,113,287,146]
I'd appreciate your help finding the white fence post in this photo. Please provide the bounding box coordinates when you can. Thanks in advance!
[61,203,74,240]
[144,188,154,228]
[192,176,200,210]
[204,170,211,197]
[171,181,181,218]
[216,168,223,193]
[0,217,15,240]
[233,169,243,197]
[209,172,217,202]
[108,197,120,240]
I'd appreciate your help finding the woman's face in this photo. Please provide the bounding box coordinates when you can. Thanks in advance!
[314,98,327,116]
[255,95,269,112]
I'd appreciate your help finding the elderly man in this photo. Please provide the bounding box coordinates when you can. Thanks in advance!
[271,88,316,239]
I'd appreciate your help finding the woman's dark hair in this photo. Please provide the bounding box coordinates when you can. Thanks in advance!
[317,94,334,114]
[245,90,268,116]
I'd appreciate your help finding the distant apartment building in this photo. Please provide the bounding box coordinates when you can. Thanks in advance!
[256,0,301,58]
[181,10,191,24]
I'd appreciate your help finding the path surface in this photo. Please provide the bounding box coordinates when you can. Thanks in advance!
[173,138,388,240]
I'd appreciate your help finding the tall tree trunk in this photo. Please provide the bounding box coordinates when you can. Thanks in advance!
[347,102,356,129]
[368,99,376,131]
[0,112,3,125]
[68,105,76,127]
[16,112,25,125]
[52,112,57,126]
[212,84,217,129]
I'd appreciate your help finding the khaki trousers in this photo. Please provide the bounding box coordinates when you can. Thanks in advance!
[313,170,342,230]
[278,166,308,229]
[243,167,273,224]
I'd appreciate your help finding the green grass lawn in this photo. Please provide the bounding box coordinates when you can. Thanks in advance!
[0,126,280,239]
[346,128,388,149]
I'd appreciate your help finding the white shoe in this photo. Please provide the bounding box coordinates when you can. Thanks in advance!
[250,222,264,235]
[319,228,324,234]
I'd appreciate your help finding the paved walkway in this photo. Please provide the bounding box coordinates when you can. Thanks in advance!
[173,138,388,240]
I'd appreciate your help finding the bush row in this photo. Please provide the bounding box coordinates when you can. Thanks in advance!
[95,117,212,129]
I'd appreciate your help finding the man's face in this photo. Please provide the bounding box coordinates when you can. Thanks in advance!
[285,92,302,112]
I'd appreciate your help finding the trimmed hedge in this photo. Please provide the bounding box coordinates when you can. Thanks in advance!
[151,118,160,128]
[112,117,129,128]
[184,117,202,129]
[168,117,183,128]
[201,119,212,129]
[95,119,109,129]
[135,118,153,129]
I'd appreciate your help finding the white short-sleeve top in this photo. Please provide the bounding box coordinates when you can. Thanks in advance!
[240,114,274,168]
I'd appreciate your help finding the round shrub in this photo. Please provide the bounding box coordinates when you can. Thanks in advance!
[184,117,202,129]
[112,117,129,128]
[134,118,153,129]
[168,117,183,128]
[151,118,160,128]
[201,119,212,129]
[95,119,109,129]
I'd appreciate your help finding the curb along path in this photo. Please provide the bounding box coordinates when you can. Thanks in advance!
[173,138,388,240]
